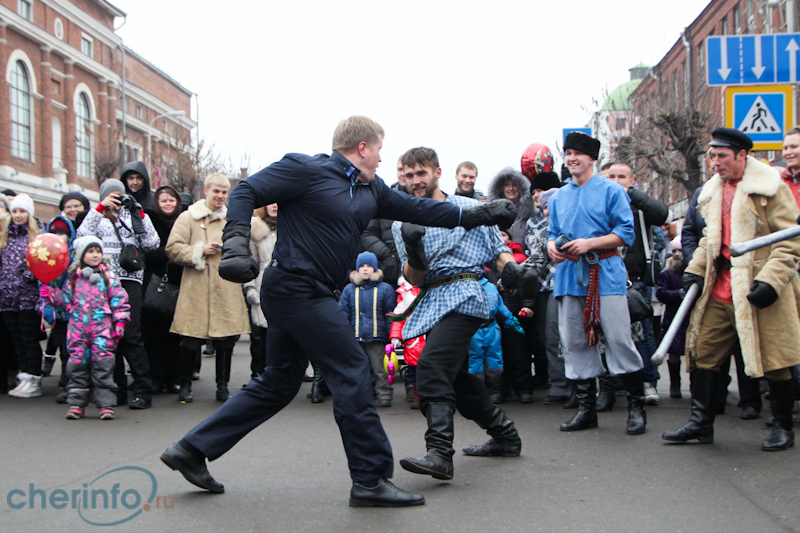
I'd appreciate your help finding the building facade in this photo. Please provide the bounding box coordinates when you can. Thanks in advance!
[627,0,797,218]
[0,0,195,219]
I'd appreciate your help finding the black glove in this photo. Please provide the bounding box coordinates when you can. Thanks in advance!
[218,225,260,283]
[682,272,704,294]
[747,280,778,309]
[501,261,540,299]
[129,202,145,235]
[461,199,517,231]
[401,223,428,271]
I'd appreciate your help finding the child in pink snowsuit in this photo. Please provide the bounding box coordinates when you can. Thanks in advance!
[40,236,130,420]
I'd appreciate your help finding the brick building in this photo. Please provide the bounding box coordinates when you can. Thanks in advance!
[0,0,196,220]
[621,0,799,218]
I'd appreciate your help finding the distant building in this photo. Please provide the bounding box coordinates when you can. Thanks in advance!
[627,0,796,218]
[0,0,196,219]
[592,64,648,165]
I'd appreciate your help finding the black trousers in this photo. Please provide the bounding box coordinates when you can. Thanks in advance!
[45,319,70,388]
[249,325,267,378]
[416,312,496,420]
[2,310,43,376]
[142,310,181,389]
[184,268,393,483]
[114,280,154,400]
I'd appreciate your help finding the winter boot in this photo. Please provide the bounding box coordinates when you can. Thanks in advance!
[563,380,578,409]
[622,370,647,435]
[560,379,598,431]
[400,402,456,480]
[668,361,682,399]
[662,368,719,443]
[41,356,57,377]
[310,367,324,403]
[462,405,521,456]
[595,373,616,412]
[215,348,232,402]
[763,378,795,451]
[7,373,30,397]
[178,383,193,403]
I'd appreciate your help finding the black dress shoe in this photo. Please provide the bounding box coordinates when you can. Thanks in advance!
[129,397,152,410]
[161,442,224,493]
[741,406,760,420]
[349,478,424,507]
[518,393,534,404]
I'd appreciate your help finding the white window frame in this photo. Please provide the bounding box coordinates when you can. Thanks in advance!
[10,60,32,161]
[6,50,38,163]
[81,33,94,58]
[136,105,142,119]
[54,18,64,40]
[18,0,33,21]
[73,84,96,179]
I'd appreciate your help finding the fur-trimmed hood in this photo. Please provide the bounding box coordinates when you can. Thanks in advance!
[685,156,800,377]
[250,216,273,244]
[487,167,534,221]
[188,200,227,222]
[349,269,384,285]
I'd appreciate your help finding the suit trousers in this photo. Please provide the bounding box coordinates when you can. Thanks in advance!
[183,267,394,483]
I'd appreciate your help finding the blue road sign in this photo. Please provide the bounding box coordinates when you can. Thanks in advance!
[562,128,592,146]
[707,34,800,86]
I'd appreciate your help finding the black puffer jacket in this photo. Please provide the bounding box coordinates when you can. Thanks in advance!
[361,218,400,289]
[487,167,534,253]
[624,187,670,282]
[121,161,155,214]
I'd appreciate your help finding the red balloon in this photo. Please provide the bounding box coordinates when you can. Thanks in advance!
[26,233,71,284]
[520,143,554,180]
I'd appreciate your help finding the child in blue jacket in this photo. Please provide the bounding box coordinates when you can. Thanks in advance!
[339,252,397,407]
[469,274,525,397]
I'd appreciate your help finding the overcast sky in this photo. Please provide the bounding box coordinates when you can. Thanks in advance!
[111,0,710,193]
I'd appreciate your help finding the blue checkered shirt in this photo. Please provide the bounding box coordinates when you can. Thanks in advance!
[392,194,511,339]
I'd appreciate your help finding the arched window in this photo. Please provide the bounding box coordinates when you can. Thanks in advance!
[10,60,32,160]
[76,92,92,178]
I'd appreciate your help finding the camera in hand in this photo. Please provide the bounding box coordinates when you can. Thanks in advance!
[118,194,134,210]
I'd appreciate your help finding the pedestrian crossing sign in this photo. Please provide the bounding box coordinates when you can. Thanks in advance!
[725,84,794,150]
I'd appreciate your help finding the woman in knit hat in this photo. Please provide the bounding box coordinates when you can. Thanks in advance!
[1,194,45,398]
[59,192,90,226]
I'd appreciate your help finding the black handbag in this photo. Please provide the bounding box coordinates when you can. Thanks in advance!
[627,281,653,323]
[113,220,144,272]
[143,273,179,317]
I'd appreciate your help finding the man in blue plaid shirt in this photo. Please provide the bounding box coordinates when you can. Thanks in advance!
[393,147,539,481]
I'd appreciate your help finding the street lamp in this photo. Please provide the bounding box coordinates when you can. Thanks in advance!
[147,110,186,175]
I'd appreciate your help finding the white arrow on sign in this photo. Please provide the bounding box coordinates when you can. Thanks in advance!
[719,37,732,80]
[787,38,800,82]
[752,36,766,79]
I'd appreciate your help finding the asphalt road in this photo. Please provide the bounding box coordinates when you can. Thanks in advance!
[2,340,799,533]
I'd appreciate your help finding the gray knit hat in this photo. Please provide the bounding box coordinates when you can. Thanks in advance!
[98,179,125,201]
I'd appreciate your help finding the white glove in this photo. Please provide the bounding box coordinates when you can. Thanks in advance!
[245,288,260,307]
[391,338,402,349]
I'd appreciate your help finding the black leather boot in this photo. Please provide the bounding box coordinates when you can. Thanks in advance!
[215,347,232,402]
[668,361,682,399]
[563,380,578,409]
[462,405,521,456]
[622,371,647,435]
[663,368,718,443]
[763,378,795,451]
[310,367,324,403]
[596,373,616,412]
[400,402,456,480]
[178,383,193,403]
[560,379,598,431]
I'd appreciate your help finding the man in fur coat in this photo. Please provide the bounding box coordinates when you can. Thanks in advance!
[663,128,800,451]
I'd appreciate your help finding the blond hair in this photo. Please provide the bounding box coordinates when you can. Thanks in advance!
[204,172,230,189]
[332,116,384,153]
[0,213,39,252]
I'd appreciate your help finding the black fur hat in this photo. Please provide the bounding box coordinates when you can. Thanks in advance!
[564,132,601,160]
[529,171,561,193]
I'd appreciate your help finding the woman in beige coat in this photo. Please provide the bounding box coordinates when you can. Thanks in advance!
[243,204,277,377]
[166,173,250,401]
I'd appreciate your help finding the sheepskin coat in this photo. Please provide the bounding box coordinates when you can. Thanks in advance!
[166,200,250,339]
[243,216,277,328]
[487,167,535,252]
[685,156,800,377]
